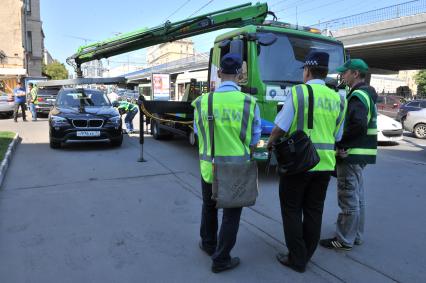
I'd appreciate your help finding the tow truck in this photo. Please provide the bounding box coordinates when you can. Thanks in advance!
[67,2,345,161]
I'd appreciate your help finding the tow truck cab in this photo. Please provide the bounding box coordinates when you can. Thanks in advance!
[208,22,345,160]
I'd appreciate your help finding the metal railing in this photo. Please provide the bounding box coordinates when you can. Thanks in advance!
[125,52,209,80]
[312,0,426,30]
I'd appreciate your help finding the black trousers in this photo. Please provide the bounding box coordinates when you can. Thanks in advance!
[200,178,242,265]
[14,102,26,121]
[279,171,331,269]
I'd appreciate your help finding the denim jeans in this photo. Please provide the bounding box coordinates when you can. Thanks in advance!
[124,108,138,131]
[336,159,366,246]
[29,104,37,121]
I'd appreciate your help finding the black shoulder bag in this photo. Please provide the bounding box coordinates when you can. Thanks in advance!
[272,84,320,175]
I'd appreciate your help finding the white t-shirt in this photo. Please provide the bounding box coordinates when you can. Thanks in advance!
[108,92,119,102]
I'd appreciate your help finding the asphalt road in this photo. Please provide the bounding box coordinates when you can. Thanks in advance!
[0,115,425,283]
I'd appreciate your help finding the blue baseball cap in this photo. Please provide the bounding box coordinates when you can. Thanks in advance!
[302,51,329,68]
[220,53,243,74]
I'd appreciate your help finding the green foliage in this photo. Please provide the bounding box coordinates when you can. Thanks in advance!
[42,60,69,80]
[414,70,426,94]
[0,131,15,161]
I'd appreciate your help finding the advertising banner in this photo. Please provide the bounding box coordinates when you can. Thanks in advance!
[151,73,170,101]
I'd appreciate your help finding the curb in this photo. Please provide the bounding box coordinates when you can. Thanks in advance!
[0,133,21,189]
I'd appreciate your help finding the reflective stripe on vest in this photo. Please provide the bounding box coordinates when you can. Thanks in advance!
[346,89,378,164]
[289,84,342,172]
[192,91,255,183]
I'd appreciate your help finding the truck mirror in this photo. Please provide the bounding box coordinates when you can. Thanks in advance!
[219,39,231,48]
[257,33,277,46]
[345,51,350,62]
[230,39,244,58]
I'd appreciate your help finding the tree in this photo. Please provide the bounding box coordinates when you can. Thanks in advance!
[42,60,69,80]
[414,70,426,95]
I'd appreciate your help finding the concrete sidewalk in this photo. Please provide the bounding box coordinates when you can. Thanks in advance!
[0,117,424,282]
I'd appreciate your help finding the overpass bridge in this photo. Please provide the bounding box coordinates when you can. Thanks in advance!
[315,0,426,72]
[123,0,426,83]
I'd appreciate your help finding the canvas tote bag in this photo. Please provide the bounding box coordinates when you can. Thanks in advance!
[207,92,258,208]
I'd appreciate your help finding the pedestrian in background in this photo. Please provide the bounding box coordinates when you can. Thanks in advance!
[13,81,27,122]
[320,59,377,251]
[112,100,138,134]
[192,53,261,273]
[27,83,38,121]
[267,51,345,273]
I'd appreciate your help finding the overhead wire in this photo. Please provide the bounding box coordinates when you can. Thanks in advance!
[187,0,215,18]
[164,0,192,21]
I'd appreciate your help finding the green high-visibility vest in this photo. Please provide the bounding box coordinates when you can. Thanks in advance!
[288,84,346,172]
[192,91,256,183]
[117,101,137,112]
[31,87,38,104]
[346,88,377,164]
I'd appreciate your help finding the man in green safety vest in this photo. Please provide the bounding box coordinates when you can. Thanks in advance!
[28,83,38,121]
[112,100,138,134]
[192,53,261,273]
[267,51,346,273]
[320,59,377,251]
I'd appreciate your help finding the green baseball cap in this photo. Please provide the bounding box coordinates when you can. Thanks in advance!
[336,59,369,73]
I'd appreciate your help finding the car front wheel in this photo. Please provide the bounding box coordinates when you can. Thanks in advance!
[414,123,426,139]
[111,136,123,147]
[49,137,61,149]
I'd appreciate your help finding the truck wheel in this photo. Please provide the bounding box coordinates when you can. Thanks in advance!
[151,118,173,140]
[414,123,426,139]
[188,130,197,146]
[49,138,61,149]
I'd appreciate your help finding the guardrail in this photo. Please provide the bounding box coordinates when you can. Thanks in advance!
[312,0,426,30]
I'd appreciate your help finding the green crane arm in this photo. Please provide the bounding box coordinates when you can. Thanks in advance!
[67,2,269,76]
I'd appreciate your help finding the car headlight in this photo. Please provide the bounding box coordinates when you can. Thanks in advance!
[51,115,69,126]
[108,115,121,125]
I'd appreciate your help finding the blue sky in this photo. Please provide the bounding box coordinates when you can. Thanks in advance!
[40,0,407,72]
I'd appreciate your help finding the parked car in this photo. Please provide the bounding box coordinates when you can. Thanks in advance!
[404,108,426,139]
[35,86,61,116]
[377,113,403,142]
[49,88,123,148]
[396,99,426,122]
[376,95,401,119]
[0,91,14,118]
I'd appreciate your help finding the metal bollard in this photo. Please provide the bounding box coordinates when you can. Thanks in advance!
[138,95,147,162]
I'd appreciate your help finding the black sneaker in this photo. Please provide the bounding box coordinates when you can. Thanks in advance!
[211,257,240,273]
[276,253,305,273]
[354,238,363,245]
[320,237,352,251]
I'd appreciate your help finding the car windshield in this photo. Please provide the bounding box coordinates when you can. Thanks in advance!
[56,89,110,107]
[257,33,344,84]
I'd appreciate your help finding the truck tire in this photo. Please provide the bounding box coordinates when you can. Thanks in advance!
[188,129,197,146]
[151,118,173,140]
[49,137,61,149]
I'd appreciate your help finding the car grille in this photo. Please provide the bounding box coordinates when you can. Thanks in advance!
[72,119,104,128]
[382,129,403,137]
[89,120,103,127]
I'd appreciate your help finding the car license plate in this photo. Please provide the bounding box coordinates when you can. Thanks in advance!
[47,99,55,102]
[76,131,100,137]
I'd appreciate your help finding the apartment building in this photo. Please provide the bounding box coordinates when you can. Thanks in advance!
[0,0,44,92]
[146,39,195,67]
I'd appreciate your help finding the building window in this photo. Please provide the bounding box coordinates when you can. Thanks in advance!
[27,31,33,53]
[25,0,31,13]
